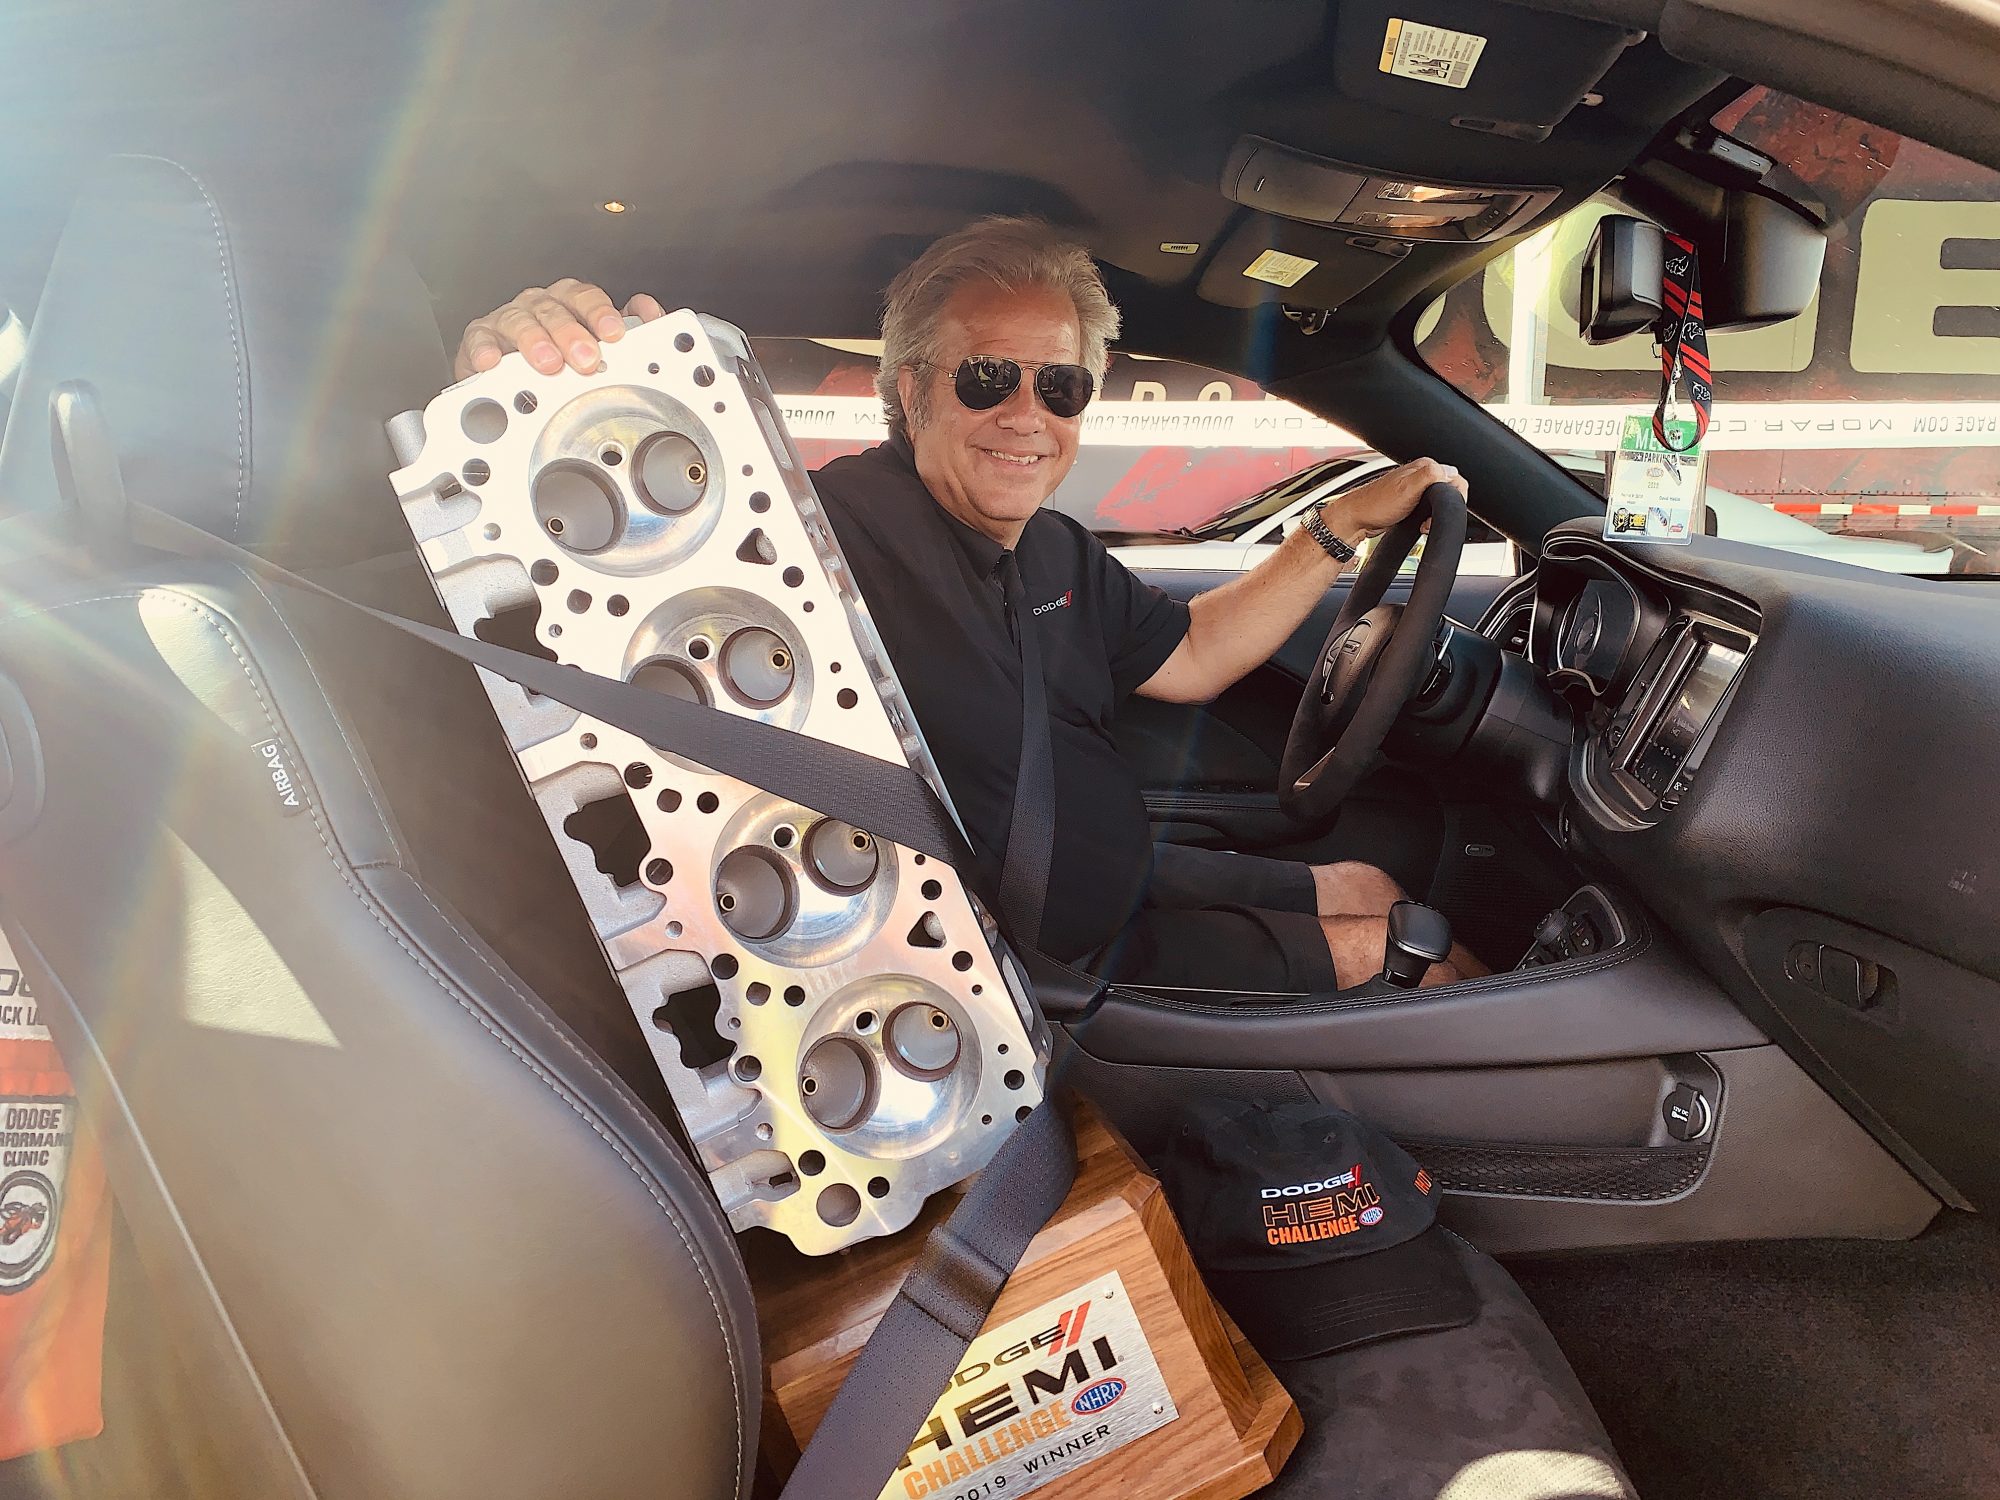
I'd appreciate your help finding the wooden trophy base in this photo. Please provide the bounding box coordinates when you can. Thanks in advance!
[752,1102,1300,1500]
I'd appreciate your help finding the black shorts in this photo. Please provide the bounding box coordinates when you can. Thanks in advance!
[1082,843,1337,995]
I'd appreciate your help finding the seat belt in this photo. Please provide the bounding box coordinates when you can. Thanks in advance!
[771,545,1072,1497]
[994,550,1055,950]
[35,375,1076,1500]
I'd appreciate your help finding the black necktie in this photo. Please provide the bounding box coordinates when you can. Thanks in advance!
[994,550,1055,949]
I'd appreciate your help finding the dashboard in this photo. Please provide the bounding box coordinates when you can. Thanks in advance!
[1522,535,1760,829]
[1480,520,2000,1220]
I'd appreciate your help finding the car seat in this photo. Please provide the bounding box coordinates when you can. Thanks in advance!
[0,153,758,1500]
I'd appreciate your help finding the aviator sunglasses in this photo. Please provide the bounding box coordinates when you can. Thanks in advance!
[933,355,1097,418]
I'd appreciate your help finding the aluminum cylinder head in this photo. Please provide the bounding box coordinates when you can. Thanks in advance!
[387,311,1049,1254]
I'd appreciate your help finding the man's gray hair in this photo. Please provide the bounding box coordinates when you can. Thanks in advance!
[876,216,1121,436]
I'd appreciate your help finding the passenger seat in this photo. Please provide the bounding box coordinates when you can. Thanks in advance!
[0,153,758,1500]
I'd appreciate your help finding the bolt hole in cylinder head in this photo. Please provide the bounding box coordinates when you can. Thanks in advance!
[817,1183,861,1228]
[461,398,508,442]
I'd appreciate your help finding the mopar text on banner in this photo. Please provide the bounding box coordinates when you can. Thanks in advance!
[777,394,2000,453]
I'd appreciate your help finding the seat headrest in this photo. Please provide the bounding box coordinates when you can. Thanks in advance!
[0,154,451,565]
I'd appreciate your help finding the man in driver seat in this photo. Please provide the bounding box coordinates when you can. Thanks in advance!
[456,217,1484,990]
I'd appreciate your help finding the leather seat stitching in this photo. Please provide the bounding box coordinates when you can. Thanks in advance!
[399,883,693,1171]
[131,155,247,541]
[1128,923,1654,1020]
[0,587,748,1465]
[235,568,407,866]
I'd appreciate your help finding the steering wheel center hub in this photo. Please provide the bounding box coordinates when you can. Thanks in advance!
[1279,482,1469,823]
[1321,610,1396,704]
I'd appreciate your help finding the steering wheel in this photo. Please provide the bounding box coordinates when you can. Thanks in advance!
[1279,481,1467,822]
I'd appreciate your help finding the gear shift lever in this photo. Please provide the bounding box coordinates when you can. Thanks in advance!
[1382,901,1453,989]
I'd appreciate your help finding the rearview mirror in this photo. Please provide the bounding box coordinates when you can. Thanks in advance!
[1578,215,1665,344]
[1585,155,1829,342]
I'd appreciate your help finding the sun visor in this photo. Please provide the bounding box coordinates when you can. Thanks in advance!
[1330,0,1641,142]
[1196,217,1411,310]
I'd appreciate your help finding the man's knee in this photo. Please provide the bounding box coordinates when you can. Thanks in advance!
[1319,914,1461,989]
[1310,860,1408,918]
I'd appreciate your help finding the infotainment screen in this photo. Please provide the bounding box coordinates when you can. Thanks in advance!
[1630,641,1747,794]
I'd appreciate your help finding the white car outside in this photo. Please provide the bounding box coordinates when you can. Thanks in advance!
[1107,452,1955,578]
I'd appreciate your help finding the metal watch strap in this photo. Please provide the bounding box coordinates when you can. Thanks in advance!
[1302,505,1358,563]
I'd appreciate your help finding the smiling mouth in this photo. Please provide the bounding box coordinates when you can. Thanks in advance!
[981,448,1044,467]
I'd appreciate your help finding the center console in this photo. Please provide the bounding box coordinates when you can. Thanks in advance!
[1515,884,1629,970]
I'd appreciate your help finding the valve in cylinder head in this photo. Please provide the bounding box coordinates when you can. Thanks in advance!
[524,387,724,573]
[621,588,812,761]
[632,431,708,514]
[804,819,879,893]
[792,977,987,1165]
[706,797,898,966]
[719,627,795,708]
[714,846,795,941]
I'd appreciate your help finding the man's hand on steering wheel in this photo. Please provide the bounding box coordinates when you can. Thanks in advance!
[1314,457,1467,544]
[1279,473,1470,823]
[452,278,669,380]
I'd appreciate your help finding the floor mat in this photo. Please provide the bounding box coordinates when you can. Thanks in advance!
[1507,1212,2000,1500]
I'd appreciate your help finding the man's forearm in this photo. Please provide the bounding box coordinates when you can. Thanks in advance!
[1152,515,1366,702]
[1133,458,1461,704]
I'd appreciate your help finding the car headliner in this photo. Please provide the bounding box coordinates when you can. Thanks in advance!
[2,1,1727,390]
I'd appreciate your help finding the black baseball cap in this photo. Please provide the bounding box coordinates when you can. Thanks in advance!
[1158,1098,1477,1362]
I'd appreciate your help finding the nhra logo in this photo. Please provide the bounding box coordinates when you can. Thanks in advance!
[1070,1377,1126,1415]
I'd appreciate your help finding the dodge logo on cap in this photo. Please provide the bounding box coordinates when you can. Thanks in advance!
[1158,1099,1477,1362]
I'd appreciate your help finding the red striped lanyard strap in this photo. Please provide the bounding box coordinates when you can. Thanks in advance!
[1653,232,1712,454]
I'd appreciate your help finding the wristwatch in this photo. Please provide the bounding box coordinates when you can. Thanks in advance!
[1300,505,1358,564]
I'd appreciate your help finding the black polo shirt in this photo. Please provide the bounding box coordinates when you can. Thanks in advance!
[812,434,1190,960]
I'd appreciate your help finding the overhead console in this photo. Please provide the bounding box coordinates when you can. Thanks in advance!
[1179,0,1660,312]
[1201,135,1560,309]
[1223,137,1558,244]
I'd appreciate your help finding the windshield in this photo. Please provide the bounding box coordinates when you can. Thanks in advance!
[1418,88,2000,576]
[1185,458,1371,539]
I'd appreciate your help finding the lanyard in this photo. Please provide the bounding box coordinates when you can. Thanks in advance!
[1653,232,1711,456]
